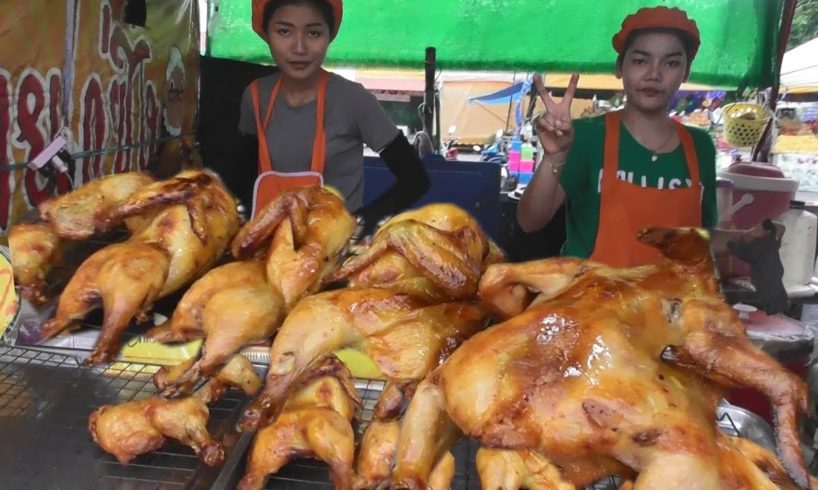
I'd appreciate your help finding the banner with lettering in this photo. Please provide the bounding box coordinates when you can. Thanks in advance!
[0,0,200,236]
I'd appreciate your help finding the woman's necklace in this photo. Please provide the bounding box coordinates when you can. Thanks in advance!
[650,129,676,162]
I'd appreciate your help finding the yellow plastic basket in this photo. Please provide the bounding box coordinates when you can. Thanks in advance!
[722,102,770,148]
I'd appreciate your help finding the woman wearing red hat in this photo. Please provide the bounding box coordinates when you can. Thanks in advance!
[236,0,429,235]
[517,7,718,267]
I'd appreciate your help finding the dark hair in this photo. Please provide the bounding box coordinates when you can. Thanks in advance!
[615,28,694,74]
[263,0,335,36]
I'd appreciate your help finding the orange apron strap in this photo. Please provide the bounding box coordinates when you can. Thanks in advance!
[251,79,276,174]
[310,70,329,174]
[258,73,326,175]
[600,111,621,195]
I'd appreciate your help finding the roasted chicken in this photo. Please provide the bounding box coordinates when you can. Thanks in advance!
[8,222,61,305]
[41,170,240,364]
[147,186,355,393]
[37,171,154,240]
[328,203,505,302]
[238,355,361,490]
[88,354,260,466]
[239,289,490,432]
[391,227,811,489]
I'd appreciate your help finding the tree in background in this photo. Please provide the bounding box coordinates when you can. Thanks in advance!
[788,0,818,49]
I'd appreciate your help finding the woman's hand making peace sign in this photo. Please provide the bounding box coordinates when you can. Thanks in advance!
[534,73,580,156]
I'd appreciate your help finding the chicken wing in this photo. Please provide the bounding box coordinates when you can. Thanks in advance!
[328,203,505,302]
[391,227,811,489]
[150,186,354,393]
[8,222,62,305]
[37,171,154,239]
[42,170,240,364]
[88,354,260,466]
[238,355,360,490]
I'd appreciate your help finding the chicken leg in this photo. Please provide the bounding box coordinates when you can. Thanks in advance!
[89,354,260,466]
[238,355,360,490]
[661,300,810,489]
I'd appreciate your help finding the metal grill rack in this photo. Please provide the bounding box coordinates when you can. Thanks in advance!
[0,346,245,489]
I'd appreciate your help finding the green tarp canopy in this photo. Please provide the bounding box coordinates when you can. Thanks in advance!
[207,0,785,89]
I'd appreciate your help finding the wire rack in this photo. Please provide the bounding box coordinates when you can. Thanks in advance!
[0,345,245,489]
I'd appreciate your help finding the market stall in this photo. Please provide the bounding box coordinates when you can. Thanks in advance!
[1,0,817,489]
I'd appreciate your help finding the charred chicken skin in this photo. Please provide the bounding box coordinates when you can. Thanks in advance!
[238,356,361,490]
[88,354,260,466]
[391,227,811,489]
[41,170,240,364]
[147,186,355,393]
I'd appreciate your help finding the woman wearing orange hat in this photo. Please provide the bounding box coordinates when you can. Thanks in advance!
[235,0,429,235]
[517,7,719,267]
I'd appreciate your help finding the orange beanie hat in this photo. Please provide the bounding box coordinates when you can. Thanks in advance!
[612,6,700,61]
[252,0,343,40]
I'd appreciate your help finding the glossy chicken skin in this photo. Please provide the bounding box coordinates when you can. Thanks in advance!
[328,203,505,302]
[232,186,356,306]
[238,356,361,490]
[392,228,811,489]
[239,289,490,431]
[89,354,260,466]
[148,186,355,393]
[41,171,240,364]
[37,171,155,240]
[8,222,61,305]
[148,260,283,396]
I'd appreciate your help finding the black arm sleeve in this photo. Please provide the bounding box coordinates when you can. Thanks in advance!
[219,132,258,208]
[356,132,431,235]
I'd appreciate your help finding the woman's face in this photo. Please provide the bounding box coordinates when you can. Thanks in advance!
[616,31,689,114]
[265,4,330,83]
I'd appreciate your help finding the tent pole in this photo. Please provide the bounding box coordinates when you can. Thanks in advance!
[504,71,516,134]
[424,47,437,152]
[753,0,798,162]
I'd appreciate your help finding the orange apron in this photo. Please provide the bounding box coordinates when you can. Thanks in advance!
[590,111,702,267]
[249,70,328,217]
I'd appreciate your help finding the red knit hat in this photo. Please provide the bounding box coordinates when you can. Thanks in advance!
[612,7,700,61]
[252,0,343,40]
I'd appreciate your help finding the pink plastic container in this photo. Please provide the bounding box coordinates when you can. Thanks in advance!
[716,162,799,279]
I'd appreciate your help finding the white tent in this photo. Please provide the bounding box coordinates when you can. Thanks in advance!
[781,37,818,91]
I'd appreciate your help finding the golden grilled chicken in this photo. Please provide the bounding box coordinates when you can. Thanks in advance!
[238,205,501,432]
[88,354,260,466]
[328,203,505,302]
[8,222,61,305]
[391,228,811,489]
[238,356,361,490]
[239,289,490,432]
[37,171,154,240]
[354,418,455,490]
[41,170,240,364]
[146,186,355,394]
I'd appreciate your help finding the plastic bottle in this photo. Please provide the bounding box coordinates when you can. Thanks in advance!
[778,201,818,287]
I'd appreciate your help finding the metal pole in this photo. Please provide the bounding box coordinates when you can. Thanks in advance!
[424,47,437,152]
[753,0,798,162]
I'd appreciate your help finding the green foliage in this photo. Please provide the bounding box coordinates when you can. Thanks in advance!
[788,0,818,49]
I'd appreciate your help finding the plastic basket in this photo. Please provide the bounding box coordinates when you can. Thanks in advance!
[722,103,770,148]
